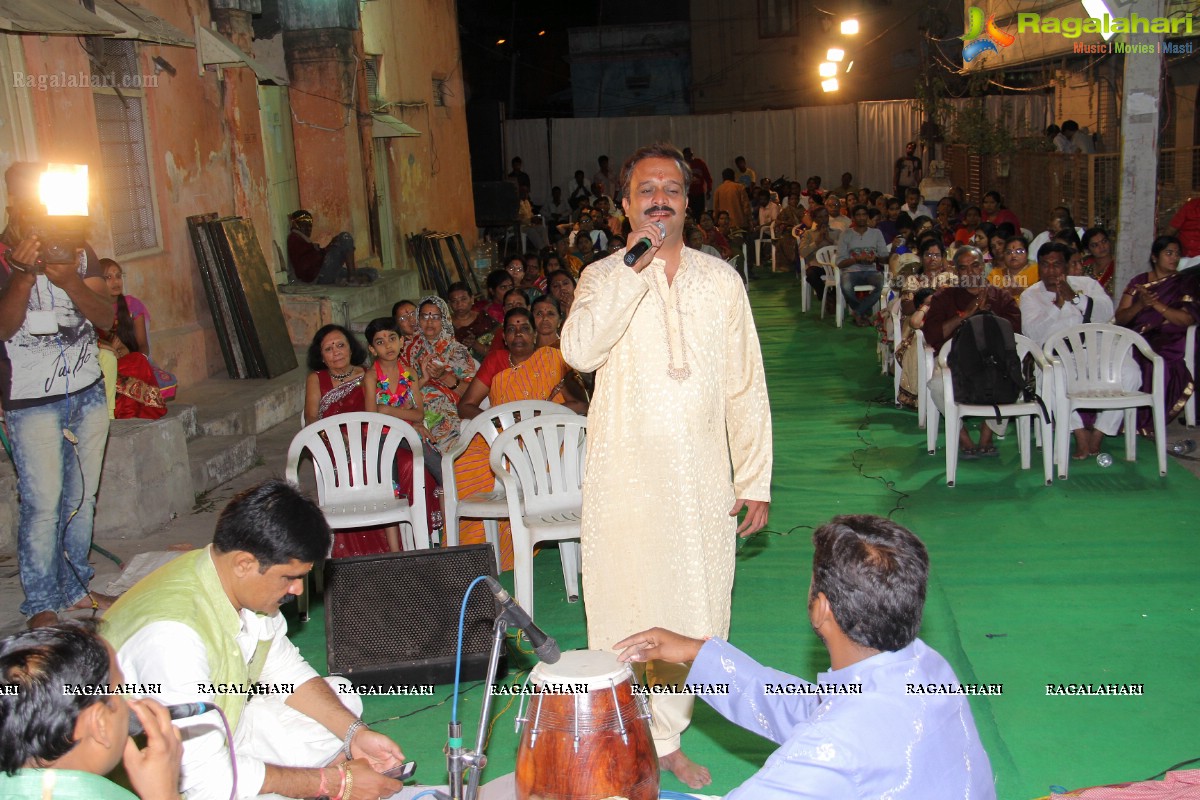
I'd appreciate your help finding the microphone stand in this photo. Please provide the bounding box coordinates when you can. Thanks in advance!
[440,613,511,800]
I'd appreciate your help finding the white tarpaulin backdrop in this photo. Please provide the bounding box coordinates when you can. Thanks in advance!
[504,97,1049,206]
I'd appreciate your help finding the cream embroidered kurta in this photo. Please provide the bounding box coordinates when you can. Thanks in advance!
[562,247,772,650]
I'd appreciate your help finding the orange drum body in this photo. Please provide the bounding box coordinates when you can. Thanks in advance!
[515,650,659,800]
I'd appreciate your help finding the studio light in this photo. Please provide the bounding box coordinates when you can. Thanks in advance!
[841,19,859,35]
[827,48,845,62]
[822,78,839,92]
[39,164,88,217]
[819,62,837,77]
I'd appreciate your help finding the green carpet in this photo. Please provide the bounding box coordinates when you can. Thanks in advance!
[287,273,1200,800]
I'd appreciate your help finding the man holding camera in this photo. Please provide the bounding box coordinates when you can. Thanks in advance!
[0,161,114,629]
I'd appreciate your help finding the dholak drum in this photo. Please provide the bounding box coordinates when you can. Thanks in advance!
[514,650,659,800]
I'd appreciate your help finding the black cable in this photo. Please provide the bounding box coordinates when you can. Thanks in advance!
[1144,755,1200,782]
[365,681,486,726]
[849,394,911,520]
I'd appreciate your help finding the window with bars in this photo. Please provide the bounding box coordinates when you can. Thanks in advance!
[758,0,798,38]
[92,40,159,256]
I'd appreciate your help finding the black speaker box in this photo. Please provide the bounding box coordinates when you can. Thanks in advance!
[473,180,519,226]
[324,544,501,687]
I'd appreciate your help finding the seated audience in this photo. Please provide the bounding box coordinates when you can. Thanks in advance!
[453,308,589,569]
[1020,243,1122,459]
[825,194,850,234]
[1080,227,1116,292]
[553,237,583,277]
[447,281,497,361]
[699,212,732,258]
[894,286,936,409]
[988,235,1038,298]
[104,481,406,800]
[521,252,548,297]
[532,294,565,349]
[899,187,934,221]
[799,207,838,304]
[687,225,722,259]
[1165,195,1200,258]
[1114,235,1200,436]
[971,221,998,265]
[954,205,983,245]
[97,259,167,420]
[980,191,1021,232]
[547,269,577,318]
[1027,207,1077,257]
[837,204,888,327]
[303,323,436,553]
[405,297,476,454]
[0,621,182,800]
[363,317,443,487]
[476,269,515,324]
[615,515,995,799]
[759,191,782,230]
[392,299,418,349]
[286,209,374,285]
[924,246,1022,457]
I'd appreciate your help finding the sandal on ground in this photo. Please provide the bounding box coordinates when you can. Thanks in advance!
[977,445,999,458]
[960,447,981,460]
[1071,451,1091,461]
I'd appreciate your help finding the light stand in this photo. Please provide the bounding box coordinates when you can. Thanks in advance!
[438,614,511,800]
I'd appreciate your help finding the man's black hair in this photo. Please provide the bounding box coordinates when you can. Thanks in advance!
[486,269,512,292]
[851,203,869,217]
[811,515,929,652]
[212,480,331,568]
[306,324,366,372]
[1038,241,1075,265]
[619,143,693,199]
[0,621,111,774]
[721,167,736,181]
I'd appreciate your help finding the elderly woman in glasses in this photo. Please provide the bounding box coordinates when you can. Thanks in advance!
[988,235,1039,299]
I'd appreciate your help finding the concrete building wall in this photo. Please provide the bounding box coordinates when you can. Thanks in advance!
[361,0,478,261]
[12,0,270,389]
[567,23,691,117]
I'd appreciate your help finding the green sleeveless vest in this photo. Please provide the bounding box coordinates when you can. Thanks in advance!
[102,546,269,732]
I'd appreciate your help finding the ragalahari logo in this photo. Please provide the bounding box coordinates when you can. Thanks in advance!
[962,7,1016,63]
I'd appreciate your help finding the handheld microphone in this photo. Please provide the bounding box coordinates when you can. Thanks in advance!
[483,576,561,663]
[623,221,667,266]
[128,701,216,736]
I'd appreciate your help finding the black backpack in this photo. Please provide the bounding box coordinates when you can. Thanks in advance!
[948,312,1041,421]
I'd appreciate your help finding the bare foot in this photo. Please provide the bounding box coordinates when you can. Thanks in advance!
[27,610,58,629]
[659,750,712,789]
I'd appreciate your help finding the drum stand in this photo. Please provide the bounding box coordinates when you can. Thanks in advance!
[441,615,511,800]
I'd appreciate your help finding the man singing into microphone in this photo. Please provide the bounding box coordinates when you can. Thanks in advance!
[562,143,772,788]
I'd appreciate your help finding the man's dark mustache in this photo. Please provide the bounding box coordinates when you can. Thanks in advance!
[647,205,675,215]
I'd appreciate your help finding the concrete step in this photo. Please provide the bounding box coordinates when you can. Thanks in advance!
[189,434,259,495]
[186,361,307,438]
[94,415,194,540]
[278,270,421,347]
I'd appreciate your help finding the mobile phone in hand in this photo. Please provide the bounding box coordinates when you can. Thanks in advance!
[381,761,416,781]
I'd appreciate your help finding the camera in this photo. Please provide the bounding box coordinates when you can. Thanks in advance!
[28,214,87,265]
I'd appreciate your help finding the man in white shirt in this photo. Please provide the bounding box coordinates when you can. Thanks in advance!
[899,187,934,221]
[825,193,851,234]
[1054,120,1094,154]
[103,481,406,800]
[1020,242,1132,459]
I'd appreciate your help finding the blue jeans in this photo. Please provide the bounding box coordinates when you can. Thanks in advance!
[840,269,884,319]
[9,381,109,617]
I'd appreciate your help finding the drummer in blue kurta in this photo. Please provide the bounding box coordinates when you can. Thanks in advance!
[616,515,997,799]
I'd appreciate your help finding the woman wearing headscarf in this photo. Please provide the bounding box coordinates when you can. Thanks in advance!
[404,295,477,454]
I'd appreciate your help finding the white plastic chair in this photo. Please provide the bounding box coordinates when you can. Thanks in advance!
[1185,324,1197,427]
[285,412,430,549]
[490,414,588,620]
[813,246,840,324]
[755,224,776,270]
[926,334,1055,487]
[441,400,573,569]
[1043,324,1167,479]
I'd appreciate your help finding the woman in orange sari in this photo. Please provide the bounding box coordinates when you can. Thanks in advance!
[454,308,588,570]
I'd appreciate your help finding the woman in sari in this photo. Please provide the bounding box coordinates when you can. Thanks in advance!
[452,308,589,570]
[303,324,437,555]
[892,239,954,408]
[1114,235,1200,435]
[1080,227,1116,293]
[547,269,577,318]
[448,281,497,361]
[404,296,477,455]
[97,259,167,420]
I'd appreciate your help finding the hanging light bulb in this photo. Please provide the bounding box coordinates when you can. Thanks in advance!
[827,48,845,62]
[819,62,837,77]
[822,78,839,92]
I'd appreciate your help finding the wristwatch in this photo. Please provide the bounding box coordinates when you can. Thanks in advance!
[1070,295,1081,305]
